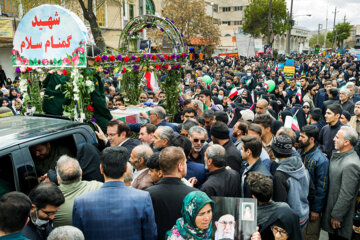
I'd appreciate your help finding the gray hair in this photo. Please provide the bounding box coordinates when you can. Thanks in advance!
[346,82,356,91]
[123,162,133,184]
[47,226,84,240]
[189,126,208,138]
[153,106,166,120]
[192,100,203,112]
[356,101,360,106]
[181,119,199,131]
[203,109,214,119]
[132,144,153,166]
[340,126,358,147]
[56,155,82,184]
[277,127,296,145]
[157,126,174,141]
[340,88,350,96]
[207,144,226,168]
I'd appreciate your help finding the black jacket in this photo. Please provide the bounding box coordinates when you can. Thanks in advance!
[121,138,141,154]
[146,177,196,240]
[240,159,272,198]
[222,140,243,173]
[22,217,52,240]
[319,120,343,159]
[200,168,241,197]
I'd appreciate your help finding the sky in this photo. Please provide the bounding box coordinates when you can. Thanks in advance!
[285,0,360,31]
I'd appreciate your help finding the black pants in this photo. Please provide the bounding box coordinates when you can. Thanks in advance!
[328,233,347,240]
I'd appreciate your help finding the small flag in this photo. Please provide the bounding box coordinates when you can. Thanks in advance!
[246,79,252,87]
[284,115,300,131]
[296,88,302,102]
[145,71,159,92]
[228,88,239,99]
[267,63,271,71]
[275,63,278,72]
[231,57,236,68]
[320,63,327,74]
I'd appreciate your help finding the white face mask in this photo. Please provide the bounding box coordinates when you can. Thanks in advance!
[218,95,223,101]
[32,209,49,227]
[226,82,231,87]
[247,73,252,77]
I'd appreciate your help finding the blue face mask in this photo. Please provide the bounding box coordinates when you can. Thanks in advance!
[31,209,49,227]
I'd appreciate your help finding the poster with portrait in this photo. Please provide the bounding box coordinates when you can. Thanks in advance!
[211,197,257,240]
[239,198,257,240]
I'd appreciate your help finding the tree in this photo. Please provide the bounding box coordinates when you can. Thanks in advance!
[328,22,352,48]
[19,0,109,51]
[309,34,331,48]
[160,0,220,54]
[242,0,290,44]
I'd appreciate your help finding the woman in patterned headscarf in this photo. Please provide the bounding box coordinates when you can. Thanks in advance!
[166,191,214,240]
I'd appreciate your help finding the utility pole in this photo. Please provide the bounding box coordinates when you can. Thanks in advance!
[324,0,329,48]
[331,7,338,50]
[286,0,293,55]
[317,24,322,45]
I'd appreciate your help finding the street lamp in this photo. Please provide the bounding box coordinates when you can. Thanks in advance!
[286,0,312,55]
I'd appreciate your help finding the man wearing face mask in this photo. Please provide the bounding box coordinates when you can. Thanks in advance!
[241,69,255,91]
[22,182,65,240]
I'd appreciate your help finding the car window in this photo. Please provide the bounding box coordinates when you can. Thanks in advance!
[0,154,16,198]
[28,135,77,177]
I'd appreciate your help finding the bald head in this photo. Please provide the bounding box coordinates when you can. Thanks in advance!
[130,144,154,170]
[56,155,82,184]
[256,99,268,114]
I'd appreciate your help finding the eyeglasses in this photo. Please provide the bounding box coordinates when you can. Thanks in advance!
[303,106,310,109]
[193,139,206,143]
[271,226,288,237]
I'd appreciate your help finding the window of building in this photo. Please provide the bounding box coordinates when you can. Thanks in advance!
[234,21,242,25]
[222,21,231,26]
[225,34,231,37]
[129,4,134,19]
[146,0,155,15]
[1,0,19,17]
[222,7,231,12]
[95,0,106,27]
[234,6,243,11]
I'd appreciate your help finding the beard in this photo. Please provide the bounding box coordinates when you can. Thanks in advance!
[298,139,310,149]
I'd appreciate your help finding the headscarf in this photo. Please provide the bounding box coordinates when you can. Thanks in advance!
[166,191,214,240]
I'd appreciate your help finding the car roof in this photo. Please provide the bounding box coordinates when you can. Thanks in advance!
[0,116,84,150]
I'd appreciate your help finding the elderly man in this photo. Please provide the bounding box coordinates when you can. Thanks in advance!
[255,99,274,119]
[349,101,360,133]
[323,126,360,240]
[128,106,179,133]
[200,144,241,197]
[129,144,154,190]
[188,126,208,164]
[153,126,174,151]
[53,155,103,227]
[338,88,354,115]
[345,82,360,103]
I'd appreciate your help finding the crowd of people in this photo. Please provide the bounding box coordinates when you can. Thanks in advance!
[1,53,360,240]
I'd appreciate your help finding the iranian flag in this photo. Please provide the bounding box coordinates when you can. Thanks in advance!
[231,57,236,68]
[267,63,271,71]
[275,63,278,72]
[145,71,159,92]
[320,63,327,74]
[284,115,300,131]
[228,88,239,99]
[296,88,302,102]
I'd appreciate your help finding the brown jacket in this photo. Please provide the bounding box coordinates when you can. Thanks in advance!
[132,169,153,190]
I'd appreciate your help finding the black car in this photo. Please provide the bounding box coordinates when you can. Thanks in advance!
[0,115,98,197]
